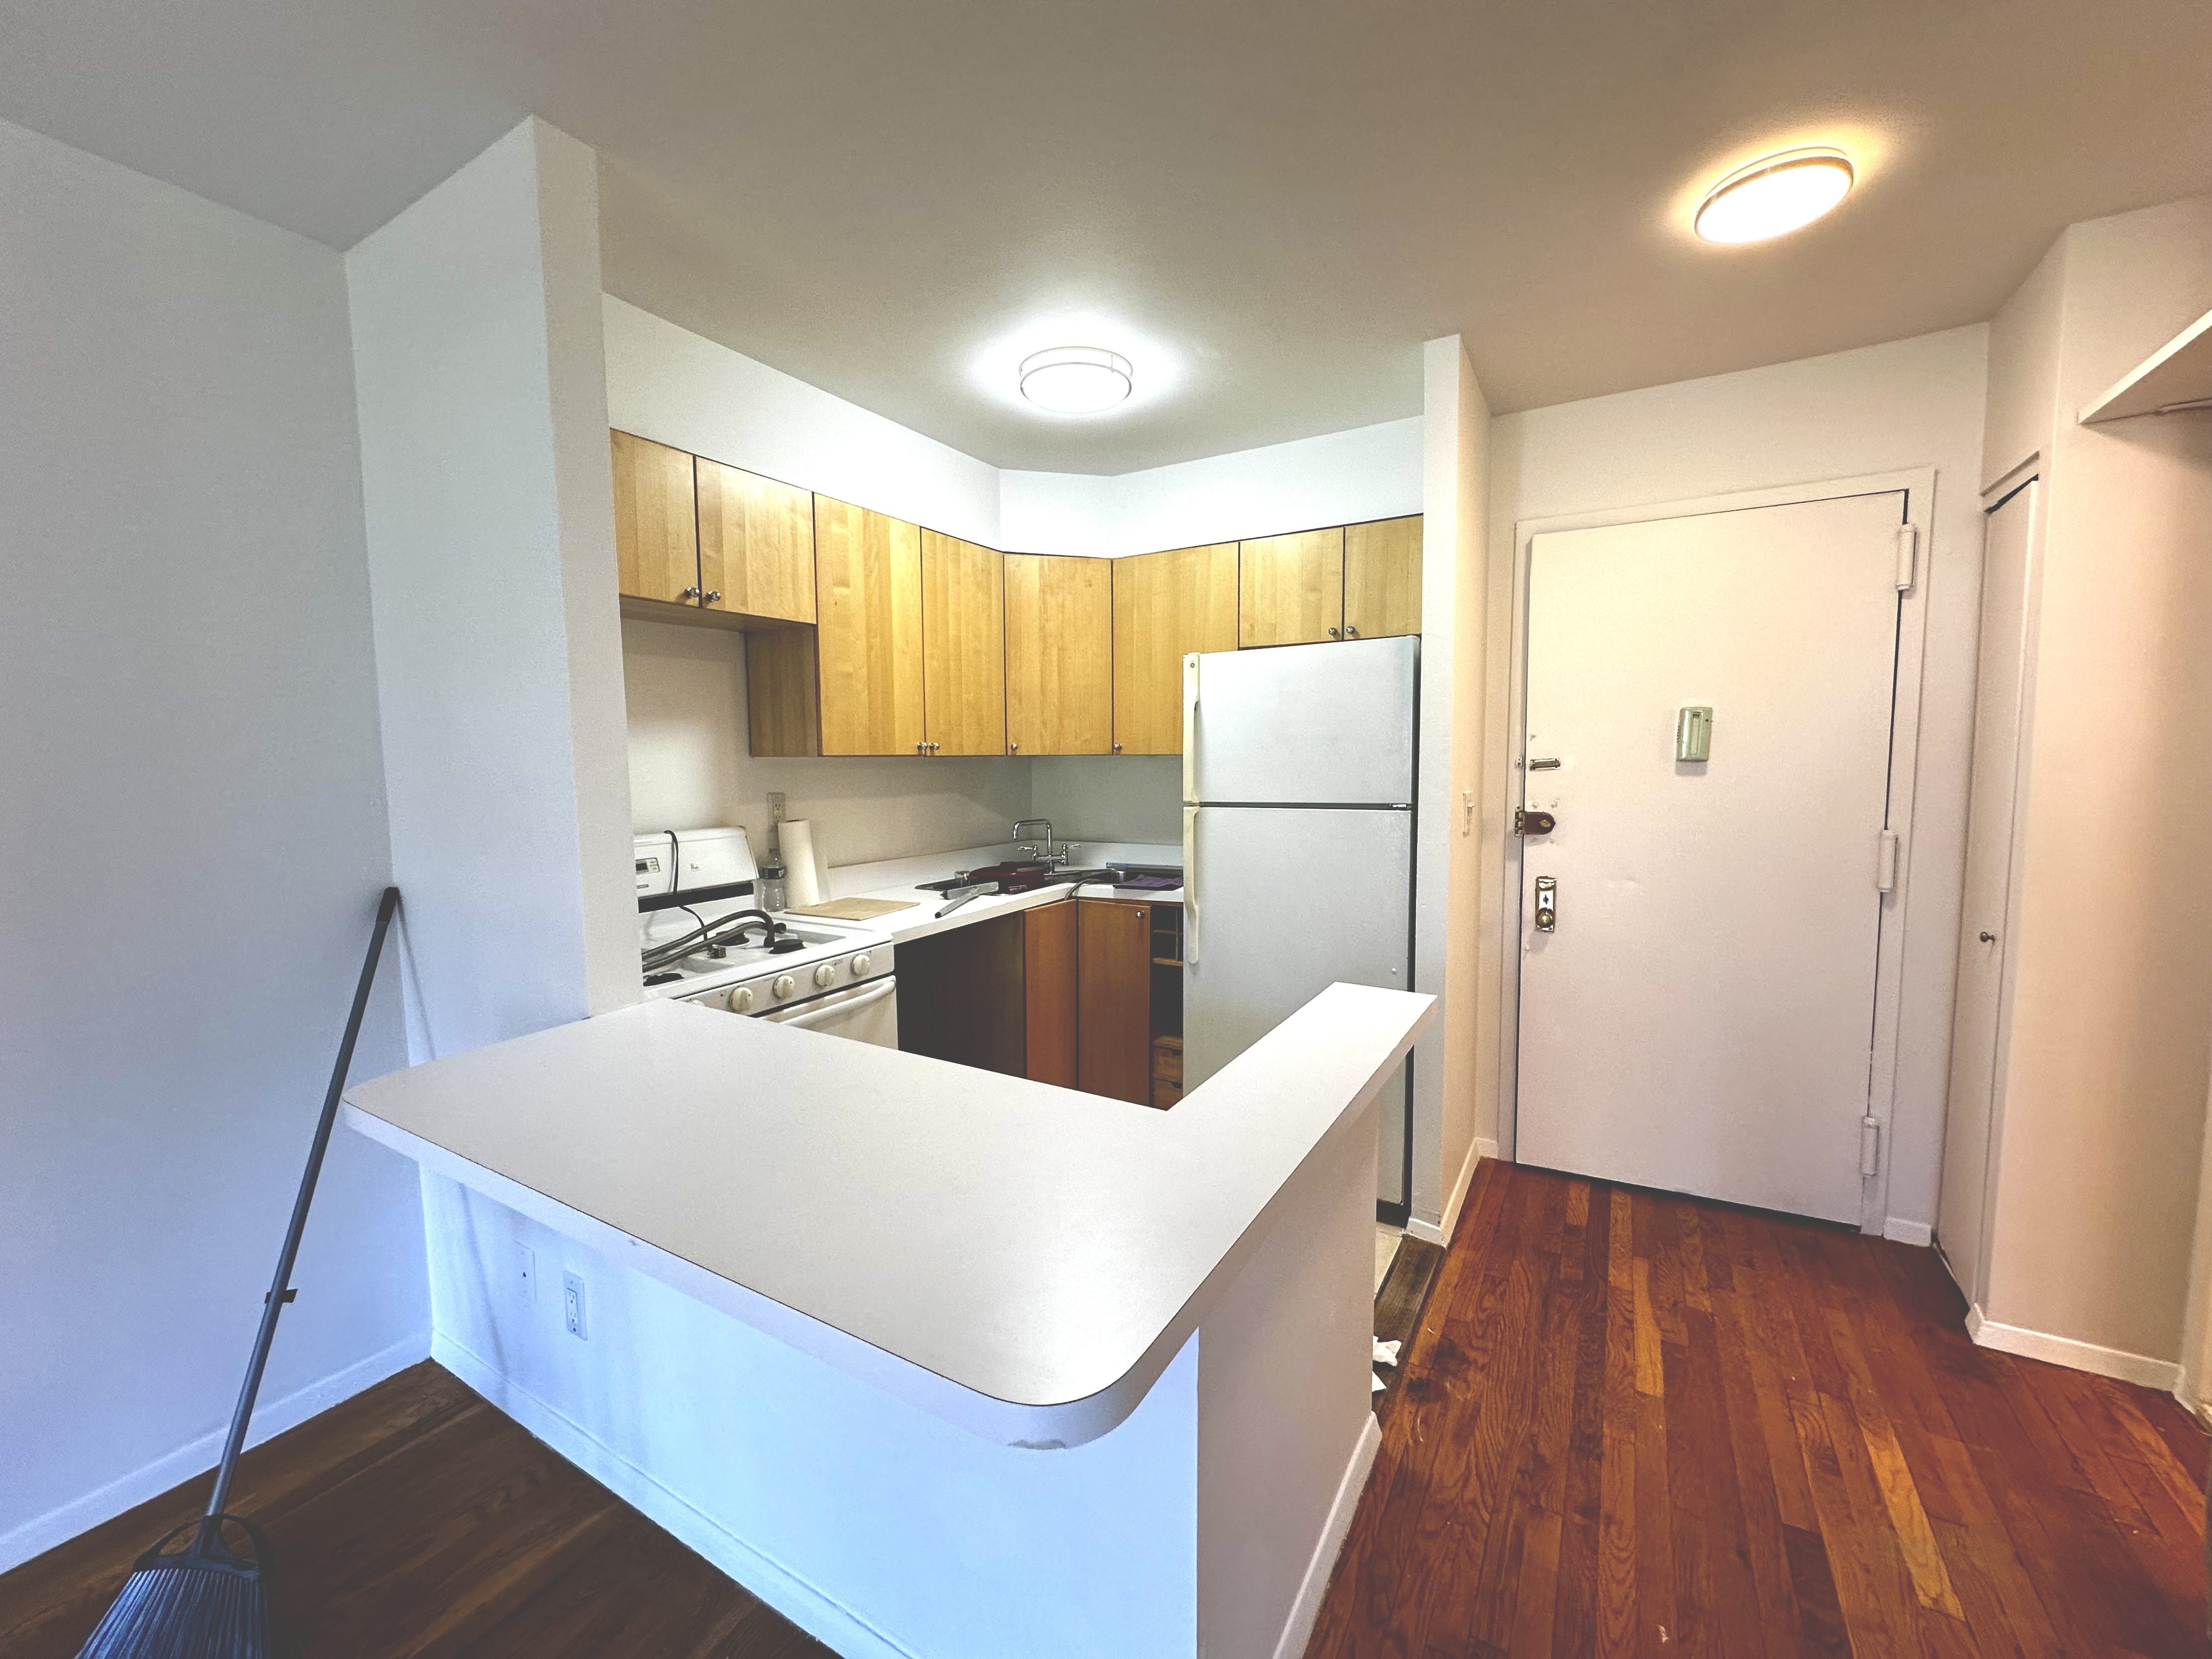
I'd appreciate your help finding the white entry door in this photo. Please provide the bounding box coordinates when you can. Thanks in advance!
[1516,492,1907,1223]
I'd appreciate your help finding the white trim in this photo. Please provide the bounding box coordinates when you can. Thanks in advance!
[0,1330,429,1575]
[435,1331,919,1659]
[1500,469,1939,1236]
[1882,1218,1934,1247]
[1407,1138,1493,1245]
[1269,1411,1383,1659]
[1965,1305,2183,1391]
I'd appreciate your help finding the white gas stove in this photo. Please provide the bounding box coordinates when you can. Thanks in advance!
[636,827,896,1043]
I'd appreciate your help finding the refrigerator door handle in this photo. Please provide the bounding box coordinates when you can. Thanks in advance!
[1182,653,1200,805]
[1182,805,1200,967]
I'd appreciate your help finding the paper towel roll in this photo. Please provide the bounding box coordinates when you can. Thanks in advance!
[780,819,826,907]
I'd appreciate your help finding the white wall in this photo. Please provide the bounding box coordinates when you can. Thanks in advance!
[0,114,428,1569]
[1487,325,1991,1237]
[624,617,1034,865]
[1978,194,2212,1373]
[350,119,637,1060]
[605,295,1002,545]
[1001,419,1424,558]
[1030,758,1184,847]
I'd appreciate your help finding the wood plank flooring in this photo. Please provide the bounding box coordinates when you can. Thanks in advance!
[0,1363,832,1659]
[1307,1161,2212,1658]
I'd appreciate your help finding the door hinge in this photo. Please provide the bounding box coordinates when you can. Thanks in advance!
[1895,524,1918,592]
[1860,1116,1882,1177]
[1514,808,1556,836]
[1876,828,1900,893]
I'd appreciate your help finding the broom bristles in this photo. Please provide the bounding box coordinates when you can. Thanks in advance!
[76,1560,270,1659]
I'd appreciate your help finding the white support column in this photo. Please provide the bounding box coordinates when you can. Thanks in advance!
[1408,335,1493,1243]
[347,117,635,1060]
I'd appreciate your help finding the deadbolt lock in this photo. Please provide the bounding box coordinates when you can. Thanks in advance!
[1534,876,1557,932]
[1514,809,1556,837]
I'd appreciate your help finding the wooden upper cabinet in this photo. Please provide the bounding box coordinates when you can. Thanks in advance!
[921,531,1007,756]
[1239,527,1346,647]
[1113,542,1238,754]
[610,431,700,605]
[1004,554,1112,754]
[1344,516,1423,640]
[696,458,815,624]
[812,496,924,755]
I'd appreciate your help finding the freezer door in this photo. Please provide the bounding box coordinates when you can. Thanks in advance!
[1186,635,1418,805]
[1184,804,1414,1205]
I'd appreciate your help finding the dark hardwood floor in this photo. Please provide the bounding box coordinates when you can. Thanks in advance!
[9,1164,2205,1658]
[1309,1160,2212,1658]
[0,1363,832,1659]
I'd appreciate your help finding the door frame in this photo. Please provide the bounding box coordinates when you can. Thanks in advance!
[1496,469,1938,1235]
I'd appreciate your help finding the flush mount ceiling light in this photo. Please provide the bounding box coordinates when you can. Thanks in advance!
[1694,148,1855,244]
[1019,346,1133,414]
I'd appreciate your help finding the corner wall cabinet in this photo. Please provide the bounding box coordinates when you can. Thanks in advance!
[608,430,1421,759]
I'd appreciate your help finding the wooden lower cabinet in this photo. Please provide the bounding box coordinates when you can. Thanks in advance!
[895,913,1026,1075]
[1078,899,1154,1103]
[1023,901,1079,1087]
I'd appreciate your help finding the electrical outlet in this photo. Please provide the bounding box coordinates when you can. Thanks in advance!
[562,1271,588,1340]
[517,1243,537,1302]
[768,792,787,826]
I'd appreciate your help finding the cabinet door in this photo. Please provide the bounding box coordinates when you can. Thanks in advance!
[1005,554,1112,754]
[610,431,700,604]
[1112,543,1238,754]
[696,457,816,624]
[922,531,1007,755]
[813,496,924,755]
[1343,515,1423,640]
[1079,899,1153,1103]
[1239,527,1345,647]
[1024,901,1079,1087]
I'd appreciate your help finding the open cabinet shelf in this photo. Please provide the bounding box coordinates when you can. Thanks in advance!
[2079,304,2212,424]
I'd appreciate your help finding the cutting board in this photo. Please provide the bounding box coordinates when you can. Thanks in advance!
[787,898,918,921]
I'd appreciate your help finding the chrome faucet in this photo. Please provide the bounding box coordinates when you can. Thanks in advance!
[1013,817,1057,865]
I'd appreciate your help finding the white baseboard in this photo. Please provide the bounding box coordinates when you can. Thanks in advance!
[1965,1306,2183,1391]
[1270,1411,1382,1659]
[435,1333,918,1659]
[1407,1138,1496,1246]
[1882,1217,1934,1247]
[0,1329,429,1576]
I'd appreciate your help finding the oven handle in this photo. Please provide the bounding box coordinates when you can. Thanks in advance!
[766,977,896,1029]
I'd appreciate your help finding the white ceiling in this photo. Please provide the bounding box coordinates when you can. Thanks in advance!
[6,0,2209,472]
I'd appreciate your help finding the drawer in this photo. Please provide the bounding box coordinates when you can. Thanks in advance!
[1152,1034,1182,1084]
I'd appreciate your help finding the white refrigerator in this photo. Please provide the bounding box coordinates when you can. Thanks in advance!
[1181,635,1418,1216]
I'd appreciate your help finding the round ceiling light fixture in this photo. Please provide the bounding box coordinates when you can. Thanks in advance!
[1019,346,1133,414]
[1694,147,1855,244]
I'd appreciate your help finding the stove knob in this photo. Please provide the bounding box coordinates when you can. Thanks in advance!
[814,963,838,989]
[851,951,872,977]
[728,986,754,1013]
[772,974,796,1000]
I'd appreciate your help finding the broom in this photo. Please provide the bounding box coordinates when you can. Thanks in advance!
[77,887,402,1659]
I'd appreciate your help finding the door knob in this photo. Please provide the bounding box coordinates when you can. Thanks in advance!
[1534,876,1557,933]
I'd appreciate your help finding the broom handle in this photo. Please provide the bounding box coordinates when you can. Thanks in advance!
[203,887,402,1532]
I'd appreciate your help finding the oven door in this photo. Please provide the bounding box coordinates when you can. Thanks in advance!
[763,975,899,1048]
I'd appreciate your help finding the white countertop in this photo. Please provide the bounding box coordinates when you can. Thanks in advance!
[820,841,1182,946]
[342,980,1431,1445]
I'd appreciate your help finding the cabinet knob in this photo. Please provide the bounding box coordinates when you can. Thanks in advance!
[702,590,722,605]
[679,586,702,601]
[1112,741,1122,752]
[1327,625,1341,639]
[916,742,926,755]
[1009,740,1020,753]
[1345,624,1360,637]
[929,741,941,752]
